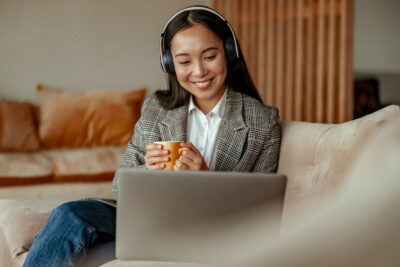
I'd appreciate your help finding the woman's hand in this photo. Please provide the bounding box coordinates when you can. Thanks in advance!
[174,142,209,171]
[144,143,169,170]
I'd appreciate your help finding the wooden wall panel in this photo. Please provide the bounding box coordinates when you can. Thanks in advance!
[214,0,354,123]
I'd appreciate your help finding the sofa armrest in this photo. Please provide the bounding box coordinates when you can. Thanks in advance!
[0,199,65,267]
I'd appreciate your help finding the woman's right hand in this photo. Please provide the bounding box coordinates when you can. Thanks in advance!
[144,143,169,170]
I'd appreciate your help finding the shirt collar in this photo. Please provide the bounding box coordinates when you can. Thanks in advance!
[188,88,228,118]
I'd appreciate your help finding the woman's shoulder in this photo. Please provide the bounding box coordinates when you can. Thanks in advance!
[140,92,168,119]
[240,92,279,120]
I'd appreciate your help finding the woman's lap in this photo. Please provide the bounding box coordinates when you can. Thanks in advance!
[23,200,116,267]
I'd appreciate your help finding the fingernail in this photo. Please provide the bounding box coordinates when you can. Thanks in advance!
[163,157,169,161]
[163,150,168,155]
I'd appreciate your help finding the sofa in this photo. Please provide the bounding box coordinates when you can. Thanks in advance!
[0,104,399,266]
[0,85,147,199]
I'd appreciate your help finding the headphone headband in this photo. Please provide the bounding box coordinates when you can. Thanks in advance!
[160,6,239,73]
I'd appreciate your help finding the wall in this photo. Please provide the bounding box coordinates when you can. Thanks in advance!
[2,0,399,105]
[0,0,210,103]
[354,0,400,105]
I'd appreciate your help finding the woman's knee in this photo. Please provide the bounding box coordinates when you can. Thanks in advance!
[50,200,115,228]
[49,200,91,224]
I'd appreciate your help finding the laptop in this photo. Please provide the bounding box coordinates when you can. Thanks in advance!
[116,169,286,264]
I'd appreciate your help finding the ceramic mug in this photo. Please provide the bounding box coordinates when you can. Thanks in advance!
[154,141,187,170]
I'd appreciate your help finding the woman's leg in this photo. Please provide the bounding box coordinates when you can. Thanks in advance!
[23,200,116,267]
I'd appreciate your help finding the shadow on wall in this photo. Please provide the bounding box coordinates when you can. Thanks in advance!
[354,78,381,119]
[354,72,400,118]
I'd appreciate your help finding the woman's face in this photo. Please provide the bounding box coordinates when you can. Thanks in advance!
[170,23,227,113]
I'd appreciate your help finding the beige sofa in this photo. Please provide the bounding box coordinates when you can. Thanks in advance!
[0,105,399,267]
[0,85,146,199]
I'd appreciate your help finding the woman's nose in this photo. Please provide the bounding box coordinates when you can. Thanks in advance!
[192,61,207,77]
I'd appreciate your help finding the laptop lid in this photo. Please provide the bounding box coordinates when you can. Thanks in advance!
[116,169,286,263]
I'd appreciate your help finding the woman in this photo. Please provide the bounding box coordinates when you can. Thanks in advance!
[24,5,280,267]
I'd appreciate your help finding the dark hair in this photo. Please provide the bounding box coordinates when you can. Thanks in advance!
[156,6,262,109]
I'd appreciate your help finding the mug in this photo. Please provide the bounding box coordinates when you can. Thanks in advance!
[154,141,187,170]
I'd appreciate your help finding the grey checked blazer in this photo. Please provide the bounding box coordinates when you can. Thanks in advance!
[112,89,281,197]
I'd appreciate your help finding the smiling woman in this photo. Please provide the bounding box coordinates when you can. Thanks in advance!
[23,6,282,267]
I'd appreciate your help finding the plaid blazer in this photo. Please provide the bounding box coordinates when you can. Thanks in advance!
[112,89,281,197]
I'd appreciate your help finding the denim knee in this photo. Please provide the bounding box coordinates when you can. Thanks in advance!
[48,201,92,228]
[51,200,83,217]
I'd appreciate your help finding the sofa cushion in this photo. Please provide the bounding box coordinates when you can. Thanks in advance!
[278,105,400,222]
[42,146,125,182]
[0,182,113,200]
[37,84,147,148]
[0,199,65,266]
[0,152,53,186]
[0,99,41,152]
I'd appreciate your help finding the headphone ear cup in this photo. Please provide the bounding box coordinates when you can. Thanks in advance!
[162,49,175,74]
[224,37,238,63]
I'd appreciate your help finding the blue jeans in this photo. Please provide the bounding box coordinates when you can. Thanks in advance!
[23,200,116,267]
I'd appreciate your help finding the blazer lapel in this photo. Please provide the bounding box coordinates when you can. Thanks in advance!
[215,89,249,171]
[159,104,188,142]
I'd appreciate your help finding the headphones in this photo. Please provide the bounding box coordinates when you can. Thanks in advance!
[160,6,240,74]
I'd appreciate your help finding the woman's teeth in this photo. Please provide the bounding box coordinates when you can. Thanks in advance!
[195,80,211,87]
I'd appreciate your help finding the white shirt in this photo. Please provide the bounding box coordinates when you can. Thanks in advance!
[186,90,227,170]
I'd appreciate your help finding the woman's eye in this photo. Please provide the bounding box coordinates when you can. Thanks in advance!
[178,61,190,65]
[204,55,216,60]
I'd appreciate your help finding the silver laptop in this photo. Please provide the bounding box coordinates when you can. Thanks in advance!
[116,169,286,263]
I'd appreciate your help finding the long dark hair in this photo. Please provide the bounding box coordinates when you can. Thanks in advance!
[156,6,262,109]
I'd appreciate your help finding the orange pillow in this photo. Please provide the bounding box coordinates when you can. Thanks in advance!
[0,99,41,151]
[37,84,147,148]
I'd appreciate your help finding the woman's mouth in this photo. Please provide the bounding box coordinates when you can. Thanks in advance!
[193,78,213,89]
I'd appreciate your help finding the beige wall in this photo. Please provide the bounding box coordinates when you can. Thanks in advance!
[354,0,400,104]
[0,0,211,103]
[2,0,398,104]
[354,0,400,73]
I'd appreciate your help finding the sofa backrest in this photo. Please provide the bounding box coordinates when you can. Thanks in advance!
[278,105,400,222]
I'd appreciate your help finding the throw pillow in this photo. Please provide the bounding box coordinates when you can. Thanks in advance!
[0,98,41,151]
[37,84,147,148]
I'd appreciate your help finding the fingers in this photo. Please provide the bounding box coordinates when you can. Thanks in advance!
[145,142,209,171]
[174,159,190,171]
[180,142,200,154]
[175,143,208,171]
[145,143,170,169]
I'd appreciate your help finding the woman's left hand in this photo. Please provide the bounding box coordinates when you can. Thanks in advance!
[174,142,209,171]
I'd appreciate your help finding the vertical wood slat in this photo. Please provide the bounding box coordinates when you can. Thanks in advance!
[266,0,275,106]
[347,0,355,122]
[327,0,336,123]
[214,0,354,123]
[294,0,304,121]
[338,0,346,122]
[257,0,267,101]
[232,0,240,38]
[285,0,295,120]
[240,0,249,65]
[275,0,285,118]
[249,0,259,84]
[316,0,325,122]
[305,0,315,122]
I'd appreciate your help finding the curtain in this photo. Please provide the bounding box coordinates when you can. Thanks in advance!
[214,0,354,123]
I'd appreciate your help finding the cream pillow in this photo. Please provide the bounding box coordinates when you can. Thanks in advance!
[37,84,147,148]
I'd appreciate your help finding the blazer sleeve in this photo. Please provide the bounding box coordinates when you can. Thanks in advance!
[112,101,149,198]
[252,107,281,173]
